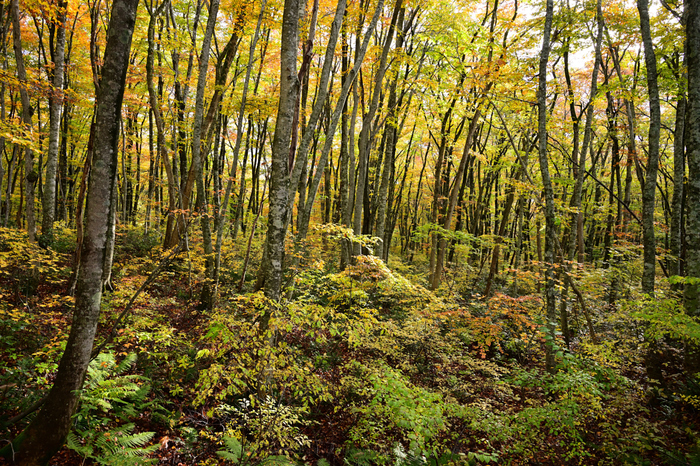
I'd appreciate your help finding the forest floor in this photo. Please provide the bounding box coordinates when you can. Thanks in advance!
[1,226,700,465]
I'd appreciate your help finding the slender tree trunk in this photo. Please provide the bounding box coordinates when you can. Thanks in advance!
[428,93,462,285]
[536,0,557,373]
[192,0,220,310]
[262,0,300,306]
[670,94,686,280]
[287,0,349,230]
[638,0,661,295]
[40,0,66,244]
[297,0,387,243]
[569,0,602,262]
[0,1,5,227]
[670,16,687,283]
[607,43,639,232]
[637,0,664,384]
[1,1,138,463]
[147,1,179,250]
[101,177,117,290]
[3,146,17,227]
[433,110,481,289]
[11,0,36,242]
[339,23,352,269]
[375,8,405,260]
[484,163,520,297]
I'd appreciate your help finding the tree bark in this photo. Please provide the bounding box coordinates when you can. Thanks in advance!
[670,8,687,282]
[638,0,662,295]
[40,0,67,244]
[11,0,36,242]
[214,0,267,296]
[339,23,352,269]
[1,0,138,463]
[0,0,6,228]
[432,110,481,290]
[262,0,300,305]
[192,0,220,310]
[685,0,700,316]
[287,0,349,229]
[536,0,557,373]
[146,1,180,250]
[569,0,603,262]
[297,0,388,243]
[374,7,405,260]
[670,95,686,280]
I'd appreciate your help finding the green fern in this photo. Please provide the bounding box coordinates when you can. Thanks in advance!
[68,352,157,465]
[66,430,93,458]
[90,424,157,465]
[217,435,244,462]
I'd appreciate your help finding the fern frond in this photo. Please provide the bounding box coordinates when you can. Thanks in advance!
[66,430,93,458]
[217,435,244,462]
[113,353,138,375]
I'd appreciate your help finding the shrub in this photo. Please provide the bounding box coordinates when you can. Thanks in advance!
[344,362,449,461]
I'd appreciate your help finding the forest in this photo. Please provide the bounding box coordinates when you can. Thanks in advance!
[0,0,699,463]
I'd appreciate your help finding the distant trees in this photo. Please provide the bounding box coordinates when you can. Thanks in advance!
[10,0,35,243]
[0,1,699,459]
[0,0,691,301]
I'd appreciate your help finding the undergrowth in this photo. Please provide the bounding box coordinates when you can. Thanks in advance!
[1,226,699,465]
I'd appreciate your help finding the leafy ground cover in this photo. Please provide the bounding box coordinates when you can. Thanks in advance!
[1,226,699,465]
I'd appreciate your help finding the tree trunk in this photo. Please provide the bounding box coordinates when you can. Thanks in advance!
[375,8,405,260]
[638,0,661,295]
[352,0,395,258]
[536,0,557,373]
[40,0,67,244]
[433,110,481,290]
[669,14,687,284]
[262,0,300,306]
[0,1,6,227]
[339,23,352,269]
[101,177,117,291]
[670,94,686,280]
[192,0,220,310]
[11,0,36,242]
[1,1,138,463]
[287,0,349,232]
[569,0,603,262]
[146,1,180,250]
[685,0,700,317]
